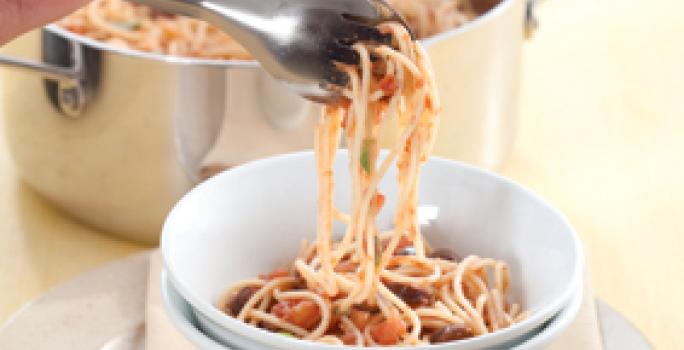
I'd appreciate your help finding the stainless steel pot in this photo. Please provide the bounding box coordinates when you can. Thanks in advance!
[0,0,535,244]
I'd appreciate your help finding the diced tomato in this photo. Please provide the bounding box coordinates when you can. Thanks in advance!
[378,75,398,95]
[271,300,296,318]
[259,268,290,281]
[424,95,433,110]
[330,98,351,110]
[381,235,413,254]
[371,193,386,210]
[341,331,357,345]
[404,138,413,152]
[328,312,341,332]
[271,299,321,330]
[334,261,359,273]
[341,114,348,129]
[395,236,412,252]
[370,316,407,345]
[340,320,359,345]
[349,309,371,329]
[65,26,86,34]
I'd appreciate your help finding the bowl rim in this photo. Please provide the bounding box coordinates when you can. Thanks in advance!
[161,150,585,350]
[161,270,228,350]
[43,0,516,68]
[510,281,584,349]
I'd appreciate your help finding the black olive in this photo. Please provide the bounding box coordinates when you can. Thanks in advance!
[226,286,259,316]
[351,303,379,313]
[429,324,474,343]
[291,272,307,289]
[428,248,459,261]
[385,282,434,308]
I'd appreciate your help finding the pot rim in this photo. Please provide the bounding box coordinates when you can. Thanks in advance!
[44,0,516,68]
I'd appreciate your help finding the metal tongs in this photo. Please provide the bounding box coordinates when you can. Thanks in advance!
[130,0,413,102]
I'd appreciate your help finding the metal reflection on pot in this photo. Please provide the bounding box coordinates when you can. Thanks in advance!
[0,0,534,243]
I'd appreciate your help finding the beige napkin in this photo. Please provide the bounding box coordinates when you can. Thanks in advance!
[145,251,603,350]
[145,251,196,350]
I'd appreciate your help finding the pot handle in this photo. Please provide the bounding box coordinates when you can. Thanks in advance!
[0,43,87,118]
[525,0,540,38]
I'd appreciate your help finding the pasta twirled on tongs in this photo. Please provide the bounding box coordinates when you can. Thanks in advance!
[218,23,525,346]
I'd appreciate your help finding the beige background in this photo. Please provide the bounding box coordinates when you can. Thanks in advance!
[1,0,682,349]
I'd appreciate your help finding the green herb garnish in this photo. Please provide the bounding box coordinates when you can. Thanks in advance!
[374,236,383,268]
[333,305,350,317]
[115,20,142,31]
[360,138,376,173]
[278,332,294,338]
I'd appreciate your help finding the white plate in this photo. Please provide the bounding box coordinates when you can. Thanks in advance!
[0,251,652,350]
[0,252,149,350]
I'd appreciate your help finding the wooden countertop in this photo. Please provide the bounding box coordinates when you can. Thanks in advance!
[1,0,681,349]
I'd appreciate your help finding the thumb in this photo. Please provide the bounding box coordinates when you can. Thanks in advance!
[0,0,90,44]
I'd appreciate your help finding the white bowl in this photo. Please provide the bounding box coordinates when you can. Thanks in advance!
[161,151,584,350]
[161,271,584,350]
[161,271,230,350]
[509,282,583,350]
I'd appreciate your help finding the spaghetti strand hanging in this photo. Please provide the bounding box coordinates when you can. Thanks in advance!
[218,22,525,346]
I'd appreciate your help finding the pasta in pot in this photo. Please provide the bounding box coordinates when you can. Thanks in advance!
[56,0,487,60]
[217,22,526,346]
[388,0,478,38]
[57,0,251,60]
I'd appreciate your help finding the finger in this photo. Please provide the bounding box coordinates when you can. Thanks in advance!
[0,0,90,44]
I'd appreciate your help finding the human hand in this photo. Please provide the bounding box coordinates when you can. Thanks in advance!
[0,0,90,44]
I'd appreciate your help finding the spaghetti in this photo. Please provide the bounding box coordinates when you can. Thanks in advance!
[57,0,484,60]
[57,0,251,60]
[218,23,525,346]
